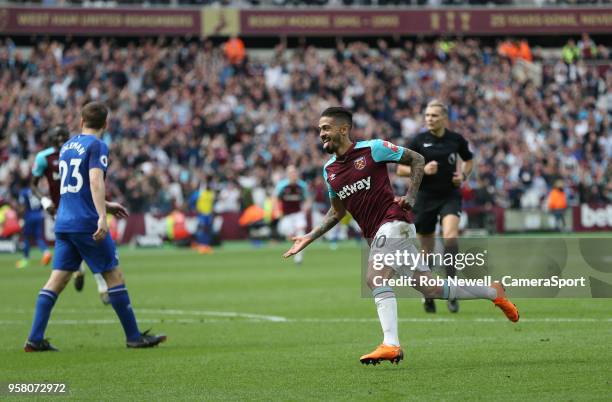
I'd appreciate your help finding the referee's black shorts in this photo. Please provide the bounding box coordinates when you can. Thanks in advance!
[413,191,462,235]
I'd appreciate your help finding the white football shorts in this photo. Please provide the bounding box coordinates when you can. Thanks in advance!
[368,220,430,277]
[278,211,307,237]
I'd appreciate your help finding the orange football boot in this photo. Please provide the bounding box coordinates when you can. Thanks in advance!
[491,281,519,322]
[197,245,213,255]
[360,344,404,366]
[41,251,52,266]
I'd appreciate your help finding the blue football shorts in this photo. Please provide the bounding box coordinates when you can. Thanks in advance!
[23,216,44,238]
[53,232,119,273]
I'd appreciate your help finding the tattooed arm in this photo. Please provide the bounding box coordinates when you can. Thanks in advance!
[283,197,345,258]
[396,148,425,209]
[309,197,346,240]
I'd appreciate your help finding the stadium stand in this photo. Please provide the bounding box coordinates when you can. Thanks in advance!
[0,14,610,240]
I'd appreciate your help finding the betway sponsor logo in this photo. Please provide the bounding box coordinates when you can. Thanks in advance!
[580,204,612,228]
[338,176,371,200]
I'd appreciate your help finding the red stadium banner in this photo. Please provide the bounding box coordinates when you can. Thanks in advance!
[116,212,246,244]
[573,204,612,232]
[241,8,612,35]
[39,212,248,244]
[0,7,200,35]
[0,6,610,36]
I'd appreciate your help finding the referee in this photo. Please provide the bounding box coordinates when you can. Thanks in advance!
[398,100,473,314]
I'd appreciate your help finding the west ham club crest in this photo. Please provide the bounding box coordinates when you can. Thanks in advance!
[353,156,366,170]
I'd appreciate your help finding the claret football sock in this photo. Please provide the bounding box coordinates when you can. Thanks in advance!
[372,286,400,347]
[28,289,58,342]
[108,284,141,342]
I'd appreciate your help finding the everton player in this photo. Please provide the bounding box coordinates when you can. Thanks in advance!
[15,176,51,269]
[397,100,473,314]
[283,107,518,365]
[31,124,109,303]
[274,165,310,264]
[24,102,166,351]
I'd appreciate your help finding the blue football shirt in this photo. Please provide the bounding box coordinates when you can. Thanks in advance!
[18,188,43,221]
[55,134,109,233]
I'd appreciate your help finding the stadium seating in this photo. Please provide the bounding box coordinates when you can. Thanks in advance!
[0,36,609,223]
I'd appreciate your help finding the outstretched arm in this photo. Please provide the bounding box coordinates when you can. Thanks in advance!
[283,197,346,258]
[309,197,346,241]
[396,148,425,209]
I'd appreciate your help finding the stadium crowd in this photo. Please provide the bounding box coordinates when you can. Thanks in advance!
[0,36,610,224]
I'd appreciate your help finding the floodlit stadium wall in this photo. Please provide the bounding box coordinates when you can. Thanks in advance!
[0,6,611,36]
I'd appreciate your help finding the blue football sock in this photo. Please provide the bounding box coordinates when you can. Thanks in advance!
[36,236,48,252]
[197,231,211,246]
[28,289,57,342]
[108,284,141,342]
[23,238,31,259]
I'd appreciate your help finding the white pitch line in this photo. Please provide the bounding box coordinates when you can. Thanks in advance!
[136,308,287,322]
[0,317,610,326]
[291,317,612,323]
[311,317,612,323]
[0,308,287,323]
[0,319,233,325]
[1,307,611,324]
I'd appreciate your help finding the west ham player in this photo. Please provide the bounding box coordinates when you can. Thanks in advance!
[283,107,518,365]
[24,102,166,351]
[274,165,310,264]
[397,100,473,314]
[31,125,109,302]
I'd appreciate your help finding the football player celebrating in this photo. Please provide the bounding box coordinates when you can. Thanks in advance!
[283,107,518,365]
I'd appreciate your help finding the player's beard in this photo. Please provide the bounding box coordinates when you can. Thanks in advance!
[323,138,336,154]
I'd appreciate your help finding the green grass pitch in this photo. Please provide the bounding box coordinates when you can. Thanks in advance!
[1,240,611,401]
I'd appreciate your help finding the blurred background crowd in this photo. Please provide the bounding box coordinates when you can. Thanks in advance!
[0,34,610,223]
